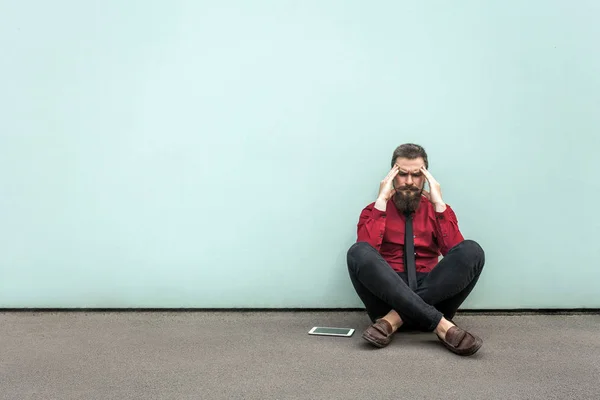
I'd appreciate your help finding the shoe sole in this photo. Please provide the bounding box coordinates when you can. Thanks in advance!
[440,336,483,356]
[361,331,389,348]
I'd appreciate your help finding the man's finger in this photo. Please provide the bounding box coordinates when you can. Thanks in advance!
[386,165,399,181]
[420,166,436,183]
[420,166,431,177]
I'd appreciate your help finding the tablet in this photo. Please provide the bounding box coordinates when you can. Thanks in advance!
[308,327,355,337]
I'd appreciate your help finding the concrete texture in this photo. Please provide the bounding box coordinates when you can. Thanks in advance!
[1,311,599,399]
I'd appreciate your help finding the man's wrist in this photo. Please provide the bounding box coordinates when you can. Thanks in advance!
[374,197,388,211]
[434,202,447,213]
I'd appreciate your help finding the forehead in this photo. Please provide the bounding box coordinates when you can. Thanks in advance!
[394,157,425,172]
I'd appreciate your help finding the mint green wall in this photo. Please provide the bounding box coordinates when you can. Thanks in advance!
[1,1,599,308]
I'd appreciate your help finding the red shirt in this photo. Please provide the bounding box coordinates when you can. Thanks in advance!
[356,197,464,273]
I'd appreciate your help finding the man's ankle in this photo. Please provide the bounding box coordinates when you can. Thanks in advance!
[382,317,401,332]
[381,311,403,332]
[434,317,455,340]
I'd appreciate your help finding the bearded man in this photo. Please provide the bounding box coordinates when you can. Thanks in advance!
[346,143,485,356]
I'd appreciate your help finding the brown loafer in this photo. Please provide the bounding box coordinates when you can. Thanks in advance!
[438,326,483,356]
[362,319,394,348]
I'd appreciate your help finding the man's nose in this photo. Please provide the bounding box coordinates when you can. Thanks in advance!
[406,174,413,185]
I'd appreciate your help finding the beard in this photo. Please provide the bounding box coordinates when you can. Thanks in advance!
[393,185,422,215]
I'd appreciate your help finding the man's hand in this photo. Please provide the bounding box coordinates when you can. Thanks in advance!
[420,167,446,212]
[375,165,399,211]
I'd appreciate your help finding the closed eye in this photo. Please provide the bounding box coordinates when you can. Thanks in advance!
[399,172,422,177]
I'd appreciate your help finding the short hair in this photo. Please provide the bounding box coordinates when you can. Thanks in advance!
[391,143,429,169]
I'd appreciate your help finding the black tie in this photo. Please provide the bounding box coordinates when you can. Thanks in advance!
[404,212,418,291]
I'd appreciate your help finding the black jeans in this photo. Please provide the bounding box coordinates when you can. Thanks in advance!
[347,240,485,332]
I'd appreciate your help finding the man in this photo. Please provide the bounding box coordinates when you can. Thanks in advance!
[346,143,485,356]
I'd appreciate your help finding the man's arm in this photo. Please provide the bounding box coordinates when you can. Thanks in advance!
[433,205,464,255]
[356,165,399,249]
[357,204,387,250]
[420,166,464,255]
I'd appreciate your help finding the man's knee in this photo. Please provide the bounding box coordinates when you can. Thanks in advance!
[458,239,485,268]
[347,241,375,257]
[347,242,376,271]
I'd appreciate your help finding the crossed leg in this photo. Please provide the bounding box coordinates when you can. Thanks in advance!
[347,240,485,352]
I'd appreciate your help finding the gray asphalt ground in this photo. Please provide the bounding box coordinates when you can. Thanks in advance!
[1,311,599,399]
